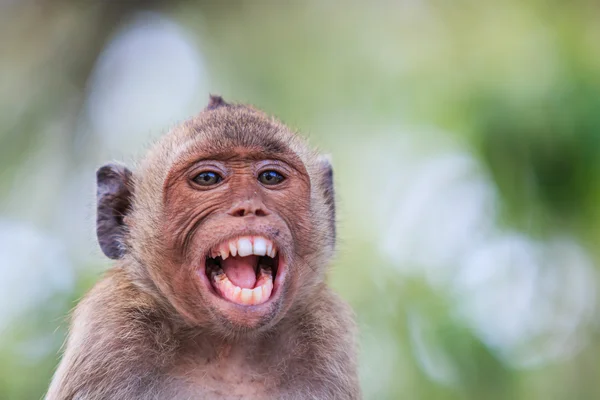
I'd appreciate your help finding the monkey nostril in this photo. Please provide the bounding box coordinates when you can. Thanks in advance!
[229,204,269,217]
[232,208,247,217]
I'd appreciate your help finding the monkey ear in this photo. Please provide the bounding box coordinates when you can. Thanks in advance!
[96,163,134,260]
[318,154,336,243]
[206,94,229,110]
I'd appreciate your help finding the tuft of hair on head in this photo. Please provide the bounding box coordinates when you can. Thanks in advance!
[206,94,229,110]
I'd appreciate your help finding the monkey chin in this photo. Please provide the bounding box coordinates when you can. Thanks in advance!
[197,235,290,331]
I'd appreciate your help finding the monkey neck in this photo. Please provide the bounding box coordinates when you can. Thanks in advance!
[176,284,329,360]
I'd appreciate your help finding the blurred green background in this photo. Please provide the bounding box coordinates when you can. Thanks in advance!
[2,1,600,399]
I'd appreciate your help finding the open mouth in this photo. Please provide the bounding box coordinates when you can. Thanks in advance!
[205,236,280,306]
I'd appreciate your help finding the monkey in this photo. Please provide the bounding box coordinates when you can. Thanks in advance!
[46,95,360,400]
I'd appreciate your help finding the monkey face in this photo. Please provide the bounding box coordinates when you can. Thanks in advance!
[96,99,336,334]
[155,143,315,332]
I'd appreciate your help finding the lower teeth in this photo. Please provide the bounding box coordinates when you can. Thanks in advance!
[208,264,273,283]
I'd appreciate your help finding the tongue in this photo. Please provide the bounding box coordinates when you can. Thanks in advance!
[221,255,259,289]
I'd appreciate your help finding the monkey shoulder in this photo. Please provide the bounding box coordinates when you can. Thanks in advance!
[46,267,178,399]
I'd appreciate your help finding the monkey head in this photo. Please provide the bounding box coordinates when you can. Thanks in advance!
[95,96,335,334]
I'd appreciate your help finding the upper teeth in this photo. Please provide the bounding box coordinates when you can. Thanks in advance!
[213,236,277,259]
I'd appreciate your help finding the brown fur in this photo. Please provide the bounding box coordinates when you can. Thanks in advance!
[46,97,360,399]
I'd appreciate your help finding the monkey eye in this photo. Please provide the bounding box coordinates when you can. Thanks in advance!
[258,170,285,186]
[193,171,223,186]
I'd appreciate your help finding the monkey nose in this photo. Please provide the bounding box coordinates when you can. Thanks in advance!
[228,200,269,217]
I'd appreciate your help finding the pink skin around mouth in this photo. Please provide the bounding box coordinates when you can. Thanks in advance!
[201,236,286,307]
